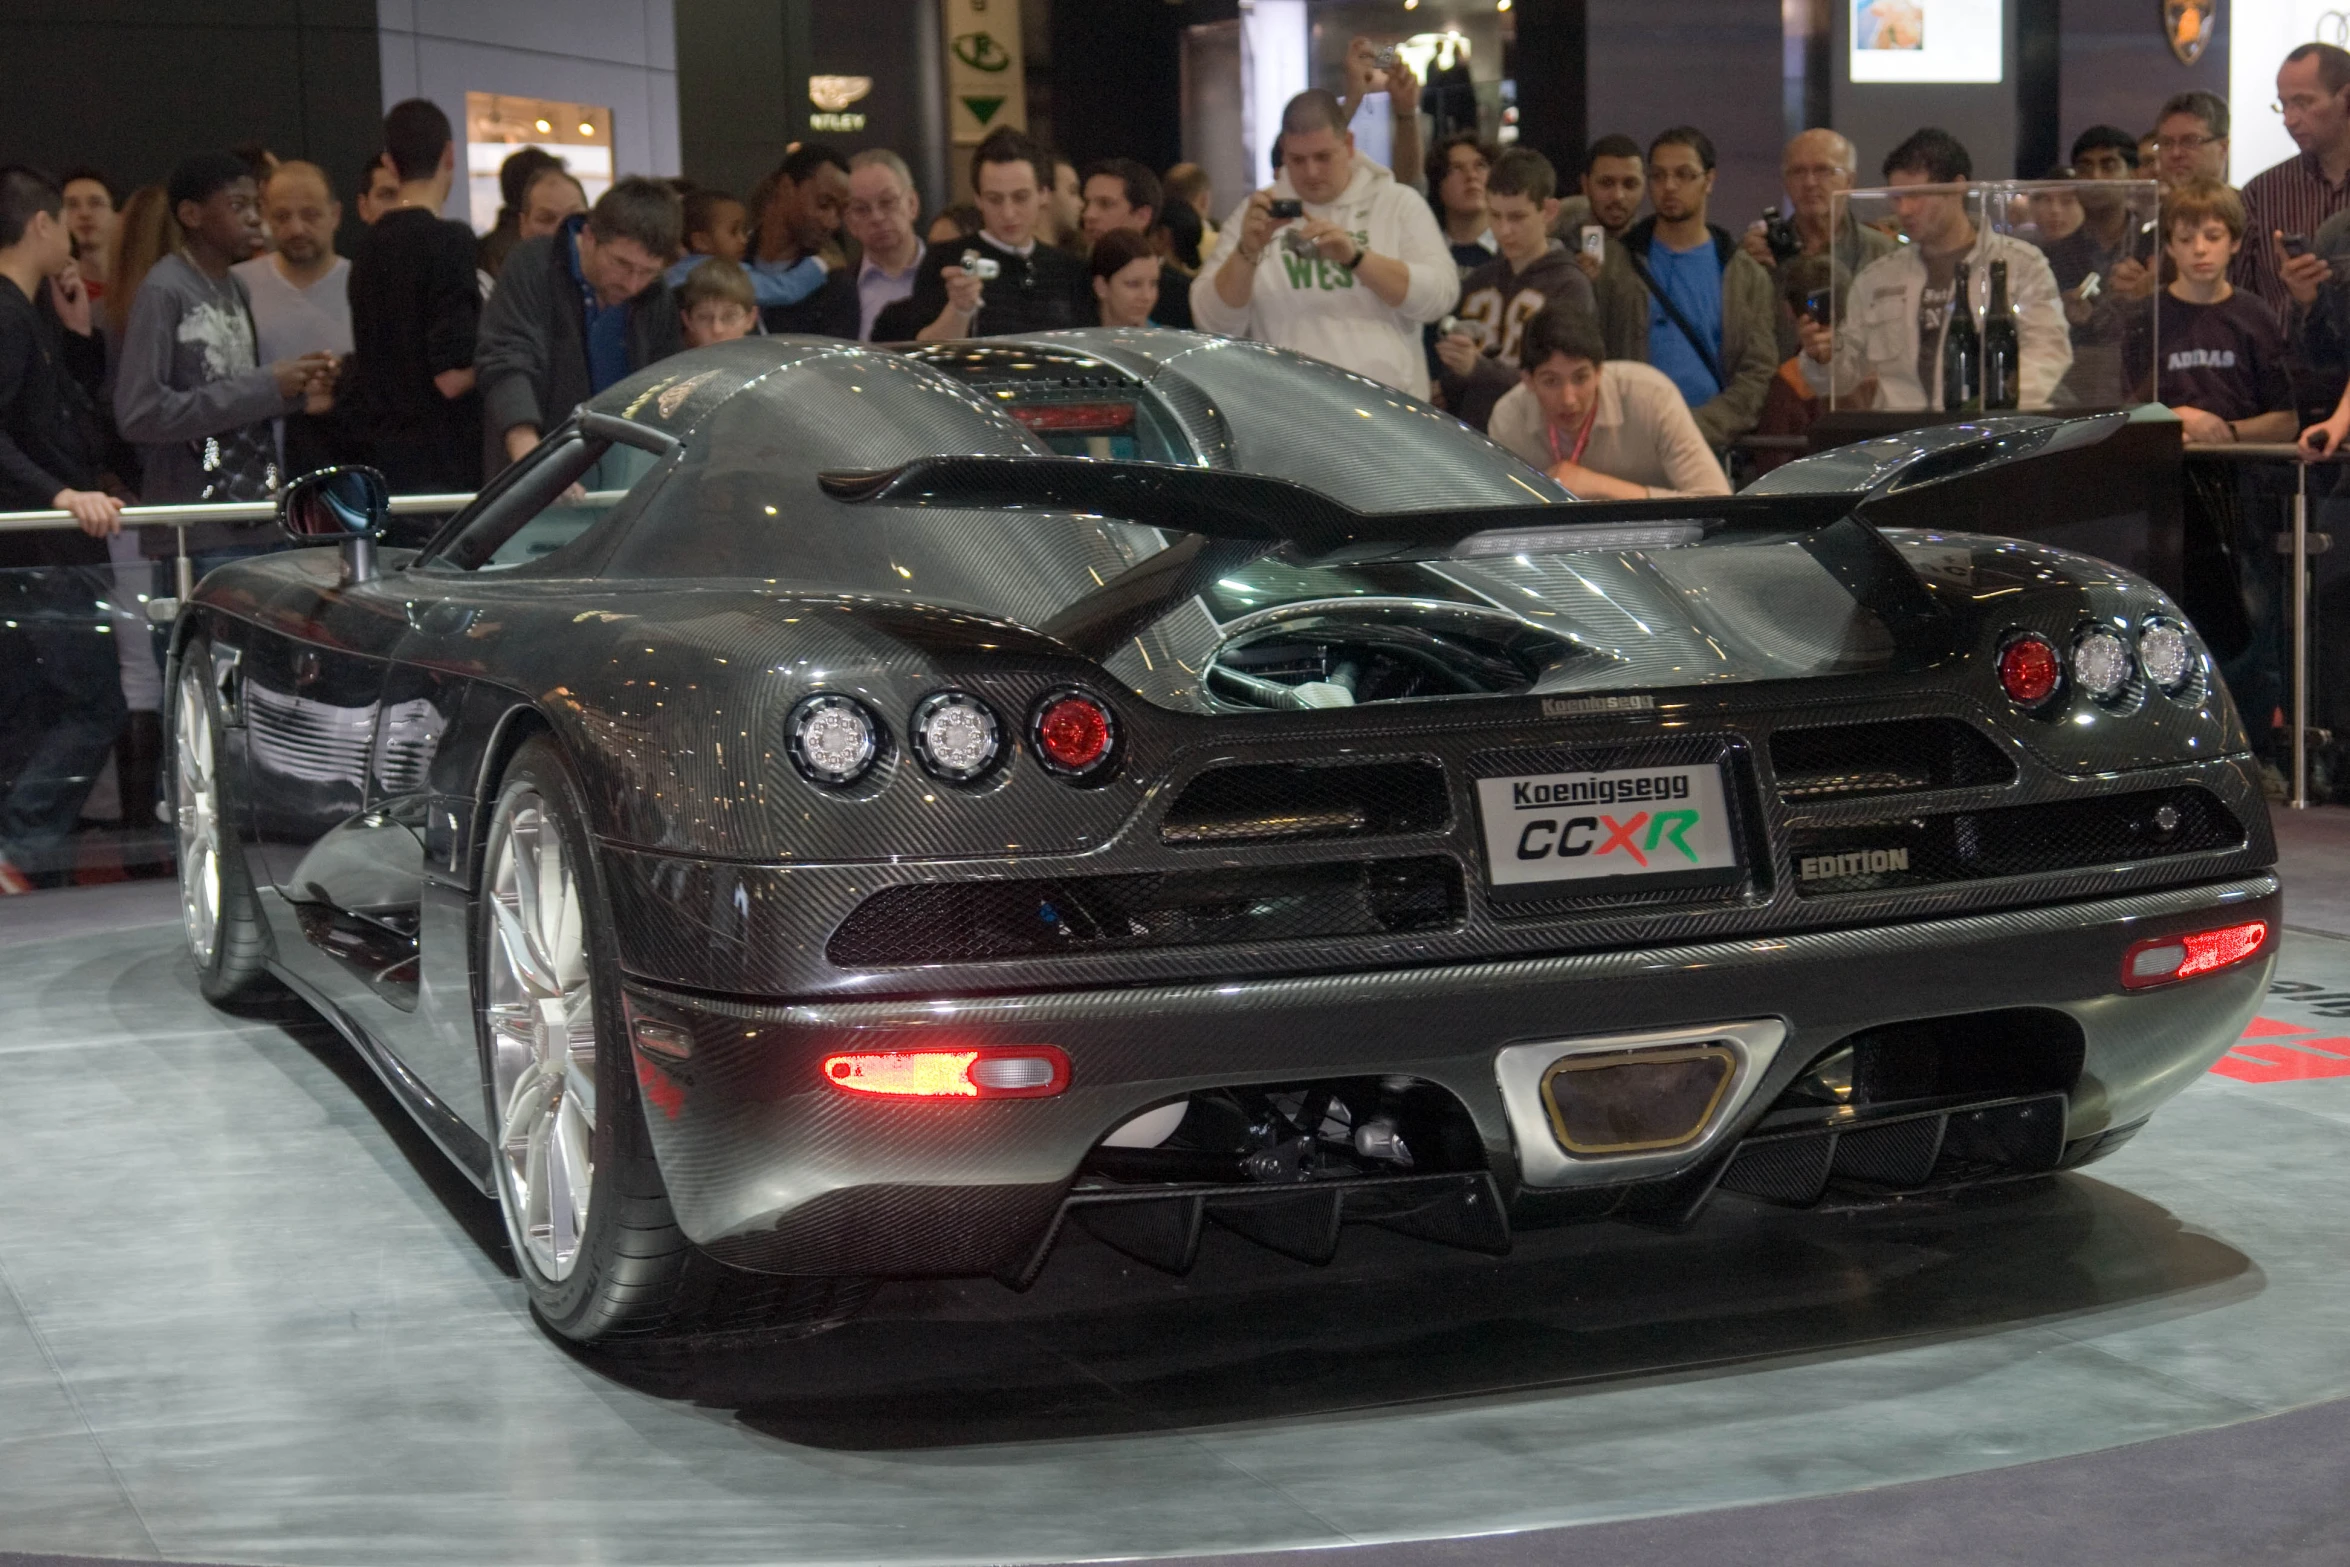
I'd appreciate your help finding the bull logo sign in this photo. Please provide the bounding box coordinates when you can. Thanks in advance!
[2164,0,2212,66]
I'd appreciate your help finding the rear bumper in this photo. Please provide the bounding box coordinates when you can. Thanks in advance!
[623,873,2277,1276]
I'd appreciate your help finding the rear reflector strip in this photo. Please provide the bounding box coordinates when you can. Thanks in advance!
[2120,920,2269,990]
[820,1046,1071,1099]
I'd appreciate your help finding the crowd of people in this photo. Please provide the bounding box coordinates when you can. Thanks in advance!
[10,41,2350,882]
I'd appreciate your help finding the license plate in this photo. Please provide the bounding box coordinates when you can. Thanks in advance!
[1475,762,1742,896]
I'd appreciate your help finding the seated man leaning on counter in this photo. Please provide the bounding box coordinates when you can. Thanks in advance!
[1798,128,2071,410]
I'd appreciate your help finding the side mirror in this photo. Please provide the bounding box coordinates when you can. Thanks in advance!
[278,465,390,583]
[279,465,390,543]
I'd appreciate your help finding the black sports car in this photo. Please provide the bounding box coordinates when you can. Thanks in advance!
[169,330,2277,1346]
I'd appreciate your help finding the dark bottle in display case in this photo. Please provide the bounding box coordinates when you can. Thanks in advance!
[1940,259,1981,413]
[1982,259,2019,410]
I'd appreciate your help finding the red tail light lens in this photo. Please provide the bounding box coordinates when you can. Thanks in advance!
[1998,634,2062,706]
[2120,920,2269,989]
[820,1046,1071,1099]
[1033,691,1116,775]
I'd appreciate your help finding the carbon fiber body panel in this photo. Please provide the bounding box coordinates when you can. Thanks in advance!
[165,334,2279,1283]
[623,874,2275,1271]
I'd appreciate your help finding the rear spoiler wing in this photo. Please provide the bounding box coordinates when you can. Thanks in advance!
[817,412,2122,655]
[817,457,1861,561]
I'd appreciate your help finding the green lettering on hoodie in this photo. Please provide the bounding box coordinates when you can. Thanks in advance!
[1279,249,1318,290]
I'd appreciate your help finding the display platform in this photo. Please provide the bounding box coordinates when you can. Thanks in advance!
[3,822,2350,1567]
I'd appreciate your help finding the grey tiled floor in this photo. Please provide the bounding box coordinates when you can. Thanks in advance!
[1,855,2348,1566]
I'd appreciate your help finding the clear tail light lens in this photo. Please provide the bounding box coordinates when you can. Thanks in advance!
[787,693,881,786]
[912,691,1001,781]
[2138,620,2194,693]
[2071,625,2134,701]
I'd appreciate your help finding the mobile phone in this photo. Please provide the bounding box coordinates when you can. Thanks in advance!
[1269,198,1304,220]
[1802,289,1831,327]
[1373,45,1399,69]
[2285,232,2312,258]
[2078,272,2103,302]
[959,250,1002,281]
[1579,224,1604,260]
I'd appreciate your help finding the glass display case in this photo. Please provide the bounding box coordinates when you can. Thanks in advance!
[1819,180,2163,413]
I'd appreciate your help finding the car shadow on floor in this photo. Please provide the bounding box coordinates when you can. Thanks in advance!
[587,1171,2255,1451]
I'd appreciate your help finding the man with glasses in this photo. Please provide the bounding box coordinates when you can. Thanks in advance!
[845,150,925,342]
[1740,128,1897,357]
[2239,42,2350,311]
[2154,92,2231,188]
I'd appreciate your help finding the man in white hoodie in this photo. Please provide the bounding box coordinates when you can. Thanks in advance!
[1192,89,1457,398]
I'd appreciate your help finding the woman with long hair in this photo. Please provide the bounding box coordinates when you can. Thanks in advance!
[102,183,178,347]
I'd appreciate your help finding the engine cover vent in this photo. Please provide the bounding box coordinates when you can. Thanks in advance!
[1769,716,2015,800]
[1161,758,1450,847]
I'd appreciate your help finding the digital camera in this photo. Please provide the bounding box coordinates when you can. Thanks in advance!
[959,250,1002,281]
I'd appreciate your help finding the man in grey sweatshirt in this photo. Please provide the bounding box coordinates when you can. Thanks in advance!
[113,152,336,574]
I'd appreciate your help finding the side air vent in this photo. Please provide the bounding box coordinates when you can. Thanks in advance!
[829,858,1463,967]
[1161,759,1450,847]
[1789,786,2244,896]
[1769,717,2015,800]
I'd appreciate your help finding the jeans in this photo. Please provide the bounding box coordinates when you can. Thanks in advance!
[0,567,128,873]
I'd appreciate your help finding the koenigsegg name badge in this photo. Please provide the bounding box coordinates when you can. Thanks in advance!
[1541,694,1654,719]
[1475,763,1740,892]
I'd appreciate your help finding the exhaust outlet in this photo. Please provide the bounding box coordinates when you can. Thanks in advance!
[1495,1020,1787,1189]
[1539,1045,1737,1155]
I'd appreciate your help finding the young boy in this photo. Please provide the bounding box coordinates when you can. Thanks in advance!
[664,185,829,314]
[2159,179,2294,444]
[1432,148,1597,430]
[678,257,758,348]
[1487,302,1729,498]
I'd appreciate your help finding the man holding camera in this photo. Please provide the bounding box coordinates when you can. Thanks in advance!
[1192,89,1456,397]
[1739,128,1896,358]
[875,127,1091,342]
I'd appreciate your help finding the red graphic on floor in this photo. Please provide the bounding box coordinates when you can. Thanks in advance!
[2211,1018,2350,1082]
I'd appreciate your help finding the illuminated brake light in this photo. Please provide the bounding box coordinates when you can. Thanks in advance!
[2120,920,2269,989]
[821,1046,1070,1099]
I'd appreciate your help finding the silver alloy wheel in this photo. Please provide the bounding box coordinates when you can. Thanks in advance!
[174,663,221,966]
[484,789,598,1282]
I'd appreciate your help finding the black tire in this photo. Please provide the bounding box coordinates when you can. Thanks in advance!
[480,733,872,1348]
[173,641,275,1008]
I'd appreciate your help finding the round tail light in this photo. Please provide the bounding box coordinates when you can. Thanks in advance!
[1998,634,2062,707]
[1033,691,1116,776]
[787,693,880,786]
[2071,625,2134,701]
[912,691,1002,781]
[2139,620,2194,693]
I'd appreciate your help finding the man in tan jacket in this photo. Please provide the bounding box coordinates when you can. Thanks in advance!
[1486,303,1731,498]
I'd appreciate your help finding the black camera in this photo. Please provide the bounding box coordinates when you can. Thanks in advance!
[1268,198,1304,220]
[1761,205,1803,265]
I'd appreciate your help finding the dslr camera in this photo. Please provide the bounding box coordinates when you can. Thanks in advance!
[1760,205,1803,265]
[958,250,1002,281]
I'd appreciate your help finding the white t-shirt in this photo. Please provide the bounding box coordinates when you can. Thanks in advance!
[231,255,353,364]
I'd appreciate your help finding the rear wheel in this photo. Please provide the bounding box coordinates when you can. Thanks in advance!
[480,735,870,1347]
[174,646,273,1006]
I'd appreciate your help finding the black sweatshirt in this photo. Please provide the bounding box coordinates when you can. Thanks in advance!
[871,232,1093,341]
[346,208,483,489]
[0,280,108,568]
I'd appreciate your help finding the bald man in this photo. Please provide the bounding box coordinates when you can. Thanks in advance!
[1742,128,1898,356]
[230,160,352,365]
[231,161,350,473]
